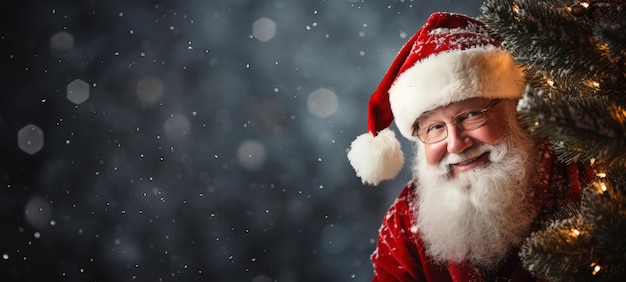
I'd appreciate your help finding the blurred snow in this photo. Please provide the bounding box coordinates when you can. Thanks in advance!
[1,0,483,281]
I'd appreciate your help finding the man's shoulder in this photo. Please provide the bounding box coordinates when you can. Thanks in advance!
[394,181,418,204]
[378,181,420,237]
[385,181,418,218]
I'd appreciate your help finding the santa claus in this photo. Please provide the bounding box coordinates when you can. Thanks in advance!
[347,12,593,281]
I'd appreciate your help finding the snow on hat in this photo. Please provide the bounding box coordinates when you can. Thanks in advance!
[347,12,525,185]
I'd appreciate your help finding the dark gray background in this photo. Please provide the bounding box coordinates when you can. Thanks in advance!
[2,0,483,281]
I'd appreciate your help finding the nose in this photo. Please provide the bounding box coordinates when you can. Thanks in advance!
[446,123,472,154]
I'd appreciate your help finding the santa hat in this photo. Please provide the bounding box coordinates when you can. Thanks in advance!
[347,12,525,185]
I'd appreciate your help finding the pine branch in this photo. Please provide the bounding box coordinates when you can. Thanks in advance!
[519,88,626,166]
[581,184,626,256]
[520,184,626,281]
[480,0,626,87]
[519,206,592,282]
[482,0,626,165]
[481,0,626,280]
[594,3,626,61]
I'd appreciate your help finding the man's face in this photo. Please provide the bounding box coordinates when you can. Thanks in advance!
[415,98,508,177]
[412,98,538,267]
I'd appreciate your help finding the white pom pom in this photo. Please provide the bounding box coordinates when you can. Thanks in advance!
[347,128,404,185]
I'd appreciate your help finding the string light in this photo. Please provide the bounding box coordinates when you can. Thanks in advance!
[512,3,521,22]
[593,170,608,193]
[594,180,608,193]
[591,262,602,275]
[619,108,626,123]
[570,228,581,236]
[569,2,589,16]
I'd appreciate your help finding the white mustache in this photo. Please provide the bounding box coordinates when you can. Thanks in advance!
[441,145,491,166]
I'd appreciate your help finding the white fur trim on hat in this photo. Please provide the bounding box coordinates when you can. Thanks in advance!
[389,46,525,139]
[347,128,404,186]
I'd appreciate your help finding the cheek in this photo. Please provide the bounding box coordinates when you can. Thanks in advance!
[422,124,506,165]
[476,122,507,144]
[423,143,447,165]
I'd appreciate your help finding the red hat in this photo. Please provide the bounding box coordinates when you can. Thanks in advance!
[347,12,525,185]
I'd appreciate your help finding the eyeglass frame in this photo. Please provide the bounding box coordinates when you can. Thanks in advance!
[411,99,501,144]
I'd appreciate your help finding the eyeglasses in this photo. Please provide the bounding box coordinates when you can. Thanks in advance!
[412,99,501,144]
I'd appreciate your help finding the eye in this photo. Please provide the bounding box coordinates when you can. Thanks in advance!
[457,110,481,122]
[426,123,445,133]
[413,122,444,137]
[466,110,482,118]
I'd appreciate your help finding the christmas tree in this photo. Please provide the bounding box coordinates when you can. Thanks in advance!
[480,0,626,281]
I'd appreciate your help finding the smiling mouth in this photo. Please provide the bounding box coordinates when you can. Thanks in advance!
[452,152,489,166]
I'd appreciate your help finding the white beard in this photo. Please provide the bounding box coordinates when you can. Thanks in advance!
[412,121,538,268]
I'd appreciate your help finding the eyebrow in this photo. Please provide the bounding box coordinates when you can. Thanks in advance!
[411,111,434,131]
[410,100,486,131]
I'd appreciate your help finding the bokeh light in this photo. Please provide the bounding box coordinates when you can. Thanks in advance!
[237,140,267,171]
[17,124,44,155]
[136,76,165,106]
[307,87,338,118]
[163,114,191,142]
[50,31,74,57]
[66,79,90,105]
[24,196,52,230]
[252,17,276,42]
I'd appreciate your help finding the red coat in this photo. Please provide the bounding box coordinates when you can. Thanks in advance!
[371,142,594,281]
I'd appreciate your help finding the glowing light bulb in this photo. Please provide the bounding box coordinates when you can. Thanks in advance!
[587,80,600,90]
[512,3,519,14]
[591,263,601,275]
[512,3,520,22]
